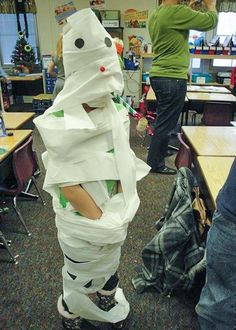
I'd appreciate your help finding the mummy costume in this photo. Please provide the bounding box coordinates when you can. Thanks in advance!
[34,8,150,326]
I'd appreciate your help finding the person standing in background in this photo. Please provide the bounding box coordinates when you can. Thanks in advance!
[230,66,236,96]
[48,34,65,99]
[196,158,236,329]
[147,0,218,175]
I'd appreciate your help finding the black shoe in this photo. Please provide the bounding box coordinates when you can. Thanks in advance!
[165,150,175,157]
[62,317,82,330]
[97,292,129,329]
[112,316,129,329]
[150,166,177,175]
[62,317,100,330]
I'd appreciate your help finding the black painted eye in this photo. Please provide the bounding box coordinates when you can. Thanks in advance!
[75,38,84,49]
[104,37,112,47]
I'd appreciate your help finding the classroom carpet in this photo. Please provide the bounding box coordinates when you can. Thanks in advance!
[0,112,202,330]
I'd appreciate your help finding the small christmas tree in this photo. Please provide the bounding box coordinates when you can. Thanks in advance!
[11,31,36,73]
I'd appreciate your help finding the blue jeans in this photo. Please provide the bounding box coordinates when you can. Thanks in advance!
[147,77,187,170]
[196,210,236,330]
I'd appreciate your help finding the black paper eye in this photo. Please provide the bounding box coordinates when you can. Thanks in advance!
[75,38,84,49]
[104,37,112,47]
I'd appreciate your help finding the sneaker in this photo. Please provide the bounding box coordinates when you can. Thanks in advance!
[150,166,177,175]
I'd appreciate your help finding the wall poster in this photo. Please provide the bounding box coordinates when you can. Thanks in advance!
[89,0,106,10]
[55,2,77,25]
[124,9,148,28]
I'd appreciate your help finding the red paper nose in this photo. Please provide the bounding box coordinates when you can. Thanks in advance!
[100,66,106,72]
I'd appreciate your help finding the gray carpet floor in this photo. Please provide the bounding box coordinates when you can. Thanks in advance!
[0,113,201,330]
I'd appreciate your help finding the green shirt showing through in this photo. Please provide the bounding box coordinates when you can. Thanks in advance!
[148,5,218,79]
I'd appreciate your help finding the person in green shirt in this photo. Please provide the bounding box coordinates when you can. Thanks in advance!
[147,0,218,175]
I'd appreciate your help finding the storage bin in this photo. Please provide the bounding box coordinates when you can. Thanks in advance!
[32,94,53,114]
[216,72,231,84]
[192,73,212,84]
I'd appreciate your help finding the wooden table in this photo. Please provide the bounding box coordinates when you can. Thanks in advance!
[197,156,234,207]
[146,87,156,101]
[187,92,236,102]
[147,87,187,102]
[182,126,236,156]
[187,85,230,93]
[0,129,32,162]
[2,112,35,129]
[3,75,44,103]
[7,74,42,82]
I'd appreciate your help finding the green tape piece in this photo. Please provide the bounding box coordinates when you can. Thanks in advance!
[115,103,124,113]
[74,211,82,216]
[59,190,68,208]
[0,147,8,155]
[52,110,64,117]
[106,180,117,197]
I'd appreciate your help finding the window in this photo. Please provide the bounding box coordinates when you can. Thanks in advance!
[0,13,39,66]
[213,12,236,67]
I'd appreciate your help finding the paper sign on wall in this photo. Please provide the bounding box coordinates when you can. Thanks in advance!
[55,2,77,25]
[124,9,148,28]
[89,0,106,10]
[128,35,145,57]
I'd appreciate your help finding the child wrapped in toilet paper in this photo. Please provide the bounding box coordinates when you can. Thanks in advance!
[34,8,150,328]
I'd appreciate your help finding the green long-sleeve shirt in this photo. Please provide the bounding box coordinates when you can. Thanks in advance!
[148,5,218,79]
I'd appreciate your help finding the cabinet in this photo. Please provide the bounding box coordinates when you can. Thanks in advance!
[189,54,236,86]
[139,53,236,98]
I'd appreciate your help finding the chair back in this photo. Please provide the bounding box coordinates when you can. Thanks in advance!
[12,136,35,191]
[175,133,192,169]
[202,102,233,126]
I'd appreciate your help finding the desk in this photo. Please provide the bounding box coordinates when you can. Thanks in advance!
[0,130,32,162]
[147,87,188,102]
[3,112,35,129]
[146,87,156,101]
[182,126,236,156]
[187,92,236,103]
[6,75,43,102]
[7,75,42,82]
[187,85,230,93]
[197,156,234,208]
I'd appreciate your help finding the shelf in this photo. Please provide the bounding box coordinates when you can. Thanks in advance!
[191,54,236,59]
[189,82,230,86]
[141,53,236,59]
[141,53,154,58]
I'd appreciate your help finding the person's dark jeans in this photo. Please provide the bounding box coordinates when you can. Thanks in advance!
[147,77,187,171]
[196,209,236,330]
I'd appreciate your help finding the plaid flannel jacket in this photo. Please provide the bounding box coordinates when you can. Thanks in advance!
[132,168,205,296]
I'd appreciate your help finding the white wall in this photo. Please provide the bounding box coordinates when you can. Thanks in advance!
[35,0,157,56]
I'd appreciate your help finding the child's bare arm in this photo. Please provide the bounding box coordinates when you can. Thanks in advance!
[61,184,102,220]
